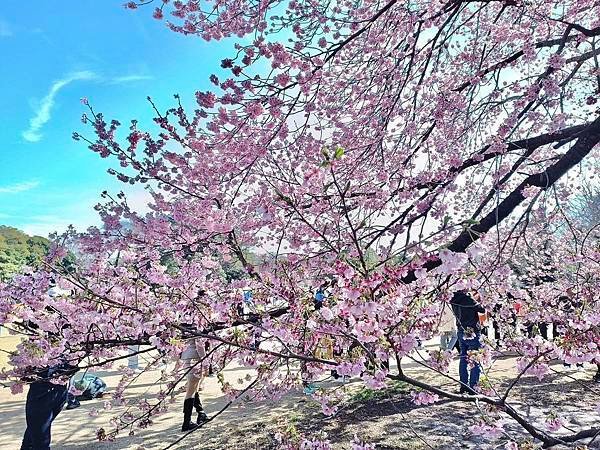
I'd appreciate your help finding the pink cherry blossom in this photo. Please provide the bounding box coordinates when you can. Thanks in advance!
[1,1,599,448]
[410,390,439,406]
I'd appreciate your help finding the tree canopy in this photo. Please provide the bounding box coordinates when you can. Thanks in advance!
[0,226,49,281]
[2,1,600,448]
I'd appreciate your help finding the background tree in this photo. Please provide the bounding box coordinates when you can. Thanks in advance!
[570,163,600,233]
[0,226,49,281]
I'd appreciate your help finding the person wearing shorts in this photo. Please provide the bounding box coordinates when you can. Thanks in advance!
[178,338,209,431]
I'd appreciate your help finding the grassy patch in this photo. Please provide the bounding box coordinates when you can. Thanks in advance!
[349,380,410,404]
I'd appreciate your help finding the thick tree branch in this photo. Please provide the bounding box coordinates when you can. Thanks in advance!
[402,116,600,282]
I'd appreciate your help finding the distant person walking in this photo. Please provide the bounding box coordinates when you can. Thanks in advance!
[451,291,485,394]
[439,302,459,352]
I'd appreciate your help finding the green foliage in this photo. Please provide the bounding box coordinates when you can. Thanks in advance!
[157,244,255,281]
[334,146,344,159]
[0,226,50,281]
[320,145,345,167]
[350,380,410,403]
[222,248,258,281]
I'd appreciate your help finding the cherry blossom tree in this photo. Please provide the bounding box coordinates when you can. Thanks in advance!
[2,0,600,448]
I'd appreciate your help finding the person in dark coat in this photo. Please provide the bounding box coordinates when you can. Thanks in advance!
[20,282,78,449]
[451,291,485,394]
[21,363,77,450]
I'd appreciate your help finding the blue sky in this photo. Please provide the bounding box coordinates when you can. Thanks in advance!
[0,1,228,237]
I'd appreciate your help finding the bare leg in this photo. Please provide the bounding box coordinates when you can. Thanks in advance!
[184,365,208,423]
[185,372,202,399]
[180,360,205,431]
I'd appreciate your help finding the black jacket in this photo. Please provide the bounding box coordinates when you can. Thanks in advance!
[451,291,485,331]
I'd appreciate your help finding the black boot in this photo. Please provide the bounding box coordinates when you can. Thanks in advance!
[182,398,199,432]
[194,393,209,424]
[458,385,476,395]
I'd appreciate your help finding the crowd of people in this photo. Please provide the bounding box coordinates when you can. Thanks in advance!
[442,291,599,388]
[306,286,600,395]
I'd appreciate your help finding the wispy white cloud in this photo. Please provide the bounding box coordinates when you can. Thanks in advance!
[20,209,98,238]
[16,187,151,238]
[20,219,76,238]
[22,71,97,143]
[0,19,13,37]
[110,74,153,84]
[0,180,40,194]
